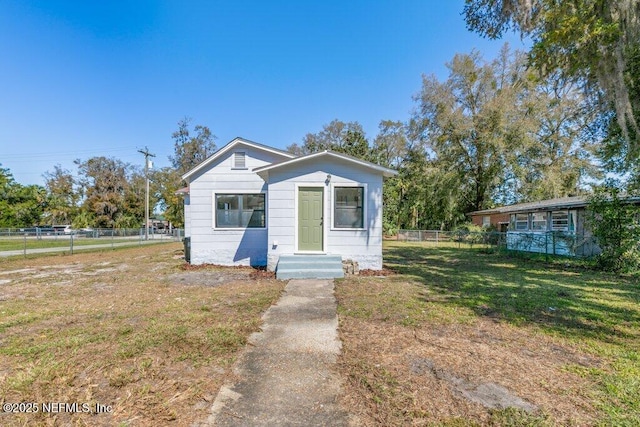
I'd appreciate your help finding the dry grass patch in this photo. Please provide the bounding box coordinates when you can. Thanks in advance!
[0,244,285,426]
[338,278,597,426]
[336,243,639,426]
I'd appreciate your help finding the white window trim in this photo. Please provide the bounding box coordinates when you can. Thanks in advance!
[294,183,327,254]
[231,151,248,170]
[330,182,368,231]
[212,191,267,230]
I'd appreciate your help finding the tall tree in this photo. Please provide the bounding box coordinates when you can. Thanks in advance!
[498,70,600,203]
[43,164,78,225]
[152,167,184,228]
[0,166,47,227]
[413,46,597,215]
[464,0,640,164]
[120,167,154,226]
[412,47,528,212]
[370,120,408,233]
[169,117,217,176]
[287,119,371,158]
[75,157,132,228]
[371,120,408,169]
[403,144,471,230]
[163,118,217,227]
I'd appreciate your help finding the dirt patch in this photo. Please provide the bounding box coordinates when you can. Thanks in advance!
[248,268,276,280]
[167,270,252,287]
[168,265,275,287]
[409,357,537,412]
[358,268,396,277]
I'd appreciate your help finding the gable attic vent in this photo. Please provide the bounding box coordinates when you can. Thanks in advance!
[233,152,246,168]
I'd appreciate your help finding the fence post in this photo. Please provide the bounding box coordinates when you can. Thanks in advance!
[545,232,548,261]
[23,234,27,258]
[70,232,74,255]
[112,229,115,249]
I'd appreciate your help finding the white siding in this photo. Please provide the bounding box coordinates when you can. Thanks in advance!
[266,158,384,270]
[187,144,286,266]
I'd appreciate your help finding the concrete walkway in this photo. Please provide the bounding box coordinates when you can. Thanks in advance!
[197,279,349,426]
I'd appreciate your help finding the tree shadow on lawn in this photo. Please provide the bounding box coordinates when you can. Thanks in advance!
[385,245,640,345]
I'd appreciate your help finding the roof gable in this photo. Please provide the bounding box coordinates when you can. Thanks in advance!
[181,137,296,181]
[253,150,397,178]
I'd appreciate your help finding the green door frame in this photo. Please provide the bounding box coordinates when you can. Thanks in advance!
[298,187,324,251]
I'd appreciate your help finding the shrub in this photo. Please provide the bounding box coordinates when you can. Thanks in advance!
[587,183,640,273]
[452,223,494,245]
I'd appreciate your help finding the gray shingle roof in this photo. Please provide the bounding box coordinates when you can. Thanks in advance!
[469,196,589,215]
[470,195,640,216]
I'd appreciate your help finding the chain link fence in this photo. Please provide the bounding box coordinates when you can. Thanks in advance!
[0,227,184,257]
[394,229,600,258]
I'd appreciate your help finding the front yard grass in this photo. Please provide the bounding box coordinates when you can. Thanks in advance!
[0,244,285,426]
[336,241,639,426]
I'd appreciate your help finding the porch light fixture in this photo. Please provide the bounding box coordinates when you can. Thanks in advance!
[325,174,332,184]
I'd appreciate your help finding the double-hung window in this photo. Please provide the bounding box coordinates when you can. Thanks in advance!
[514,213,528,231]
[334,186,364,228]
[531,212,547,231]
[215,194,265,228]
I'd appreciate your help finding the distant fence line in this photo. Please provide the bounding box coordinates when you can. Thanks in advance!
[394,229,601,258]
[0,227,183,239]
[0,228,184,258]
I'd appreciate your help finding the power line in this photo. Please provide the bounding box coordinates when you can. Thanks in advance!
[1,146,138,161]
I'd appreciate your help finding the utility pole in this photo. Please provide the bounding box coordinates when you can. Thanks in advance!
[138,147,156,241]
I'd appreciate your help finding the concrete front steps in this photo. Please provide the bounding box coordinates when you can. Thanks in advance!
[276,254,345,280]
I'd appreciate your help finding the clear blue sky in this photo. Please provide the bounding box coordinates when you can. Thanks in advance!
[1,0,525,186]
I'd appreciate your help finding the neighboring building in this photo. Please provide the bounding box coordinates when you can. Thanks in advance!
[470,197,589,232]
[469,197,598,256]
[144,216,171,232]
[180,137,397,276]
[470,210,511,232]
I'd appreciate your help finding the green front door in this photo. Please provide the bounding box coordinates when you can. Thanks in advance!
[298,187,323,251]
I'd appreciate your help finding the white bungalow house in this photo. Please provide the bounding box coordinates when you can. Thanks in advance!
[180,137,397,278]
